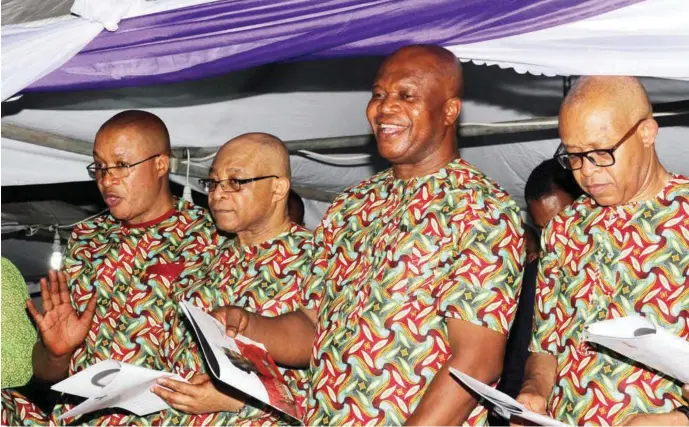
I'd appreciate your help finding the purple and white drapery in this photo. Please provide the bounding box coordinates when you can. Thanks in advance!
[4,0,689,99]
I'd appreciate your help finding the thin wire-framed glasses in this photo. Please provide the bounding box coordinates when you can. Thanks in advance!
[86,153,162,180]
[199,175,278,193]
[554,118,646,171]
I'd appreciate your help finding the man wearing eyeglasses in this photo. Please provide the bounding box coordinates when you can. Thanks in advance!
[151,133,313,425]
[1,110,223,426]
[515,76,689,426]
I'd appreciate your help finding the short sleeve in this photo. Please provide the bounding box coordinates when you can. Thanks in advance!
[299,222,328,311]
[436,204,525,335]
[529,225,562,355]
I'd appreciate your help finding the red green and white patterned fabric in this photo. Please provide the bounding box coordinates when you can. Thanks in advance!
[531,174,689,426]
[300,158,525,426]
[182,223,314,426]
[1,198,223,426]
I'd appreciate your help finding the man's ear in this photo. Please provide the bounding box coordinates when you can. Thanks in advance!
[639,118,658,148]
[273,177,290,202]
[156,154,170,177]
[443,97,462,126]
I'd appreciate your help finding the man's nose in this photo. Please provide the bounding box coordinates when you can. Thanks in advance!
[379,96,400,114]
[580,156,598,177]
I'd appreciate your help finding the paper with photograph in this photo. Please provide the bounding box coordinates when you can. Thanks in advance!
[180,301,299,422]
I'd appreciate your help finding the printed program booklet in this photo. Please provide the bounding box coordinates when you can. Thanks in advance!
[584,315,689,383]
[180,301,300,422]
[450,368,569,427]
[51,359,186,419]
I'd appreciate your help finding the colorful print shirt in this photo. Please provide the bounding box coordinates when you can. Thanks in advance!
[29,198,220,426]
[531,175,689,426]
[300,158,525,426]
[181,223,313,426]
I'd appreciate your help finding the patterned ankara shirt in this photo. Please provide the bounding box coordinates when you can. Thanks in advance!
[181,223,313,426]
[300,158,525,426]
[2,198,222,427]
[531,175,689,426]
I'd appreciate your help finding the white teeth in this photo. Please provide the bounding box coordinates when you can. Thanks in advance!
[379,124,405,129]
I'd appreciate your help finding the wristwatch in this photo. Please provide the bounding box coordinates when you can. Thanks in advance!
[677,405,689,424]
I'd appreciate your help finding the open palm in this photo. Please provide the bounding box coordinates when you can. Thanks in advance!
[26,270,97,358]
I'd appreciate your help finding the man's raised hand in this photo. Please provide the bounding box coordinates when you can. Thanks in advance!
[26,270,97,357]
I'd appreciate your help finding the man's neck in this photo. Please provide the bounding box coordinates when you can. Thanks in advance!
[392,141,458,180]
[125,192,175,226]
[237,214,292,247]
[628,159,670,204]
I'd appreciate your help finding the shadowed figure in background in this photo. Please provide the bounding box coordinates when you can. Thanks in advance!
[489,158,581,425]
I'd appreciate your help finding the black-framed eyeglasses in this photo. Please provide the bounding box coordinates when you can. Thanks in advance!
[554,118,646,171]
[199,175,278,193]
[86,153,162,180]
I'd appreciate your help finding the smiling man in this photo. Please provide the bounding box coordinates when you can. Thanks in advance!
[152,133,313,425]
[516,76,689,426]
[1,110,222,426]
[212,45,525,426]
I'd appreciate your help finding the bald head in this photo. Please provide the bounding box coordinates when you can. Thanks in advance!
[216,132,290,179]
[367,45,463,177]
[209,132,293,239]
[382,45,464,98]
[558,76,666,207]
[92,110,174,225]
[97,110,171,154]
[561,76,652,127]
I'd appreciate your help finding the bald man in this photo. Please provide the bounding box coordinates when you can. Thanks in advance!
[152,133,313,425]
[516,77,689,426]
[1,110,222,426]
[212,45,525,426]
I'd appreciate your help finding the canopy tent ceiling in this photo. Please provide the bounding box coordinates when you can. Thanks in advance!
[2,0,689,278]
[3,0,689,102]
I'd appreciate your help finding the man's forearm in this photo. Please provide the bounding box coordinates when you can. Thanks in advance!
[521,352,557,398]
[404,360,483,426]
[32,341,72,383]
[244,309,315,369]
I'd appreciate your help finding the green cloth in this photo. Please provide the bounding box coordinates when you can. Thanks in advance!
[1,257,37,388]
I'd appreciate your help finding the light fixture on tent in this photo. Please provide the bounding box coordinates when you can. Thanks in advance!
[49,227,63,270]
[182,148,193,203]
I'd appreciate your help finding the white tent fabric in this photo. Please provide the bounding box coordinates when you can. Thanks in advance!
[3,0,689,103]
[449,0,689,79]
[3,68,688,230]
[0,0,219,101]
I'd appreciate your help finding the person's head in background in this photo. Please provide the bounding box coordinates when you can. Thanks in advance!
[205,133,292,245]
[288,189,305,226]
[524,158,583,262]
[90,110,174,225]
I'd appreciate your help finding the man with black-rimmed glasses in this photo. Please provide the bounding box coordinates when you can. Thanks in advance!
[152,133,313,426]
[1,110,223,426]
[514,76,689,427]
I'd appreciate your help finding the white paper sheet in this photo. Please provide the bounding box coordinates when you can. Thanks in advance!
[584,315,689,383]
[51,359,186,419]
[449,368,569,427]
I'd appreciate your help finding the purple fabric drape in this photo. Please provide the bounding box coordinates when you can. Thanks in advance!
[26,0,642,92]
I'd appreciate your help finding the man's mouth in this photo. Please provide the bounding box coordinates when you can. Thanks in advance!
[104,195,122,207]
[586,183,609,195]
[376,123,408,137]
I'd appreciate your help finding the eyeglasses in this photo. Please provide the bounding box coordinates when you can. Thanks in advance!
[199,175,278,193]
[86,154,162,180]
[554,118,646,171]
